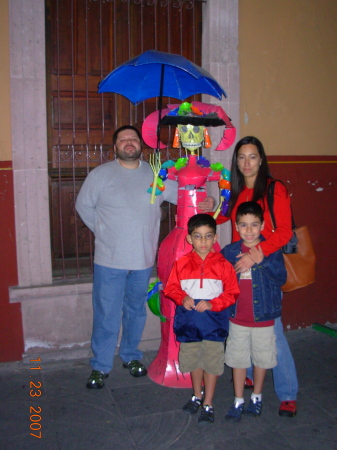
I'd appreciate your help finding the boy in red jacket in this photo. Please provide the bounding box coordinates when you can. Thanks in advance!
[163,214,239,424]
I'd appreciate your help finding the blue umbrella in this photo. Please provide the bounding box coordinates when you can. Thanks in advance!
[98,50,227,105]
[98,50,227,151]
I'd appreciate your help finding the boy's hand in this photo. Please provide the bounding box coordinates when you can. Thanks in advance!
[195,300,212,312]
[182,296,195,310]
[248,245,264,264]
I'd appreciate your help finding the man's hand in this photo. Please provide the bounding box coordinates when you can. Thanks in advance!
[197,196,215,212]
[195,300,212,312]
[182,296,195,310]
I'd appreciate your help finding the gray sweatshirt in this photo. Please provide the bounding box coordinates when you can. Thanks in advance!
[75,159,177,270]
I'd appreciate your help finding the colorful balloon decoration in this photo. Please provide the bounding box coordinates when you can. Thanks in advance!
[147,278,166,323]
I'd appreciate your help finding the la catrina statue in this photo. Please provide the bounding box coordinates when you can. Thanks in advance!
[143,102,235,387]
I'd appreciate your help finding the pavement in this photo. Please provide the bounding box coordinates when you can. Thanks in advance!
[1,325,337,450]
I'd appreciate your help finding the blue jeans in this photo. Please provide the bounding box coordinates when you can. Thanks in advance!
[90,263,153,373]
[246,317,298,401]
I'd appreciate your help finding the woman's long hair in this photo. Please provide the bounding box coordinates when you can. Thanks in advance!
[227,136,273,216]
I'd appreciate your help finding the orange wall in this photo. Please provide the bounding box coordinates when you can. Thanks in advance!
[0,0,11,161]
[238,1,337,327]
[239,0,337,156]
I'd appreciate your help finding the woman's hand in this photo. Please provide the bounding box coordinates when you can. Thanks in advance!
[234,246,265,273]
[197,196,215,212]
[234,253,255,274]
[248,245,264,264]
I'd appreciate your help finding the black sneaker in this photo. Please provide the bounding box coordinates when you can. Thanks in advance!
[122,360,147,377]
[198,405,214,424]
[86,370,108,389]
[182,395,202,415]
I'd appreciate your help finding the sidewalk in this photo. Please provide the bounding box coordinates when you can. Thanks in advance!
[1,325,337,449]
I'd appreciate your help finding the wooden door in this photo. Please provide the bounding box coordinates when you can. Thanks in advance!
[46,0,202,277]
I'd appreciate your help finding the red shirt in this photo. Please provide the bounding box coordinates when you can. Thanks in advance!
[230,180,292,256]
[230,243,274,327]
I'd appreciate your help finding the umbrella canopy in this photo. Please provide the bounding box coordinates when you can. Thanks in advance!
[98,50,227,105]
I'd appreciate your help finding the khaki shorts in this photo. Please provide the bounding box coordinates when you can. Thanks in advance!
[225,322,276,369]
[179,340,225,375]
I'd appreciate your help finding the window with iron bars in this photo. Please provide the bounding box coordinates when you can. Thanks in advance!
[46,0,203,279]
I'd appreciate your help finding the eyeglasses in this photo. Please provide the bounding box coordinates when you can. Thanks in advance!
[191,233,215,241]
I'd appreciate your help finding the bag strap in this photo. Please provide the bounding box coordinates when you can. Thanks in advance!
[267,180,276,229]
[267,179,296,230]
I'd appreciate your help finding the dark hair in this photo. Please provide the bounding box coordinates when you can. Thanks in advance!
[187,214,217,235]
[227,136,273,216]
[113,125,142,146]
[236,201,264,223]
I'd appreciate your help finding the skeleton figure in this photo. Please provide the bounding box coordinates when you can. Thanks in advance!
[177,124,204,153]
[172,122,212,155]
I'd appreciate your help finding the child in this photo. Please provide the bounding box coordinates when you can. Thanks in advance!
[163,214,239,424]
[221,202,287,422]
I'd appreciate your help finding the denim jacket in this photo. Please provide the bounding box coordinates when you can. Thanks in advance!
[221,237,287,323]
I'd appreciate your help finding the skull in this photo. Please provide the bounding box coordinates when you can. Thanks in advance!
[177,124,205,154]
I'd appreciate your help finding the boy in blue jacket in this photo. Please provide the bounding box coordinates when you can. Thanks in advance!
[221,202,287,422]
[164,214,239,424]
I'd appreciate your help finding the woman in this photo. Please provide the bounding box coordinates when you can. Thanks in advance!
[226,136,298,417]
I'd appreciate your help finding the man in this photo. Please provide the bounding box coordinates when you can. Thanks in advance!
[76,125,214,388]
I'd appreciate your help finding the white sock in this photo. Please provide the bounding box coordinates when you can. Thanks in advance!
[234,397,244,407]
[251,392,262,402]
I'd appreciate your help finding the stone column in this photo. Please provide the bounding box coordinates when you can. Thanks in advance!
[10,0,52,286]
[202,0,240,248]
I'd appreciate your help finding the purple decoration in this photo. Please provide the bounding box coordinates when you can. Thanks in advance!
[221,201,229,216]
[197,156,211,167]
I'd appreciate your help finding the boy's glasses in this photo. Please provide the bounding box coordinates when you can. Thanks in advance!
[191,233,215,241]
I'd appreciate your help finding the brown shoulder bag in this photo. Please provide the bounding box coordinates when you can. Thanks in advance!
[267,180,316,292]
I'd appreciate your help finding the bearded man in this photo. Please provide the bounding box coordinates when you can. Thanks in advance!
[76,125,214,388]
